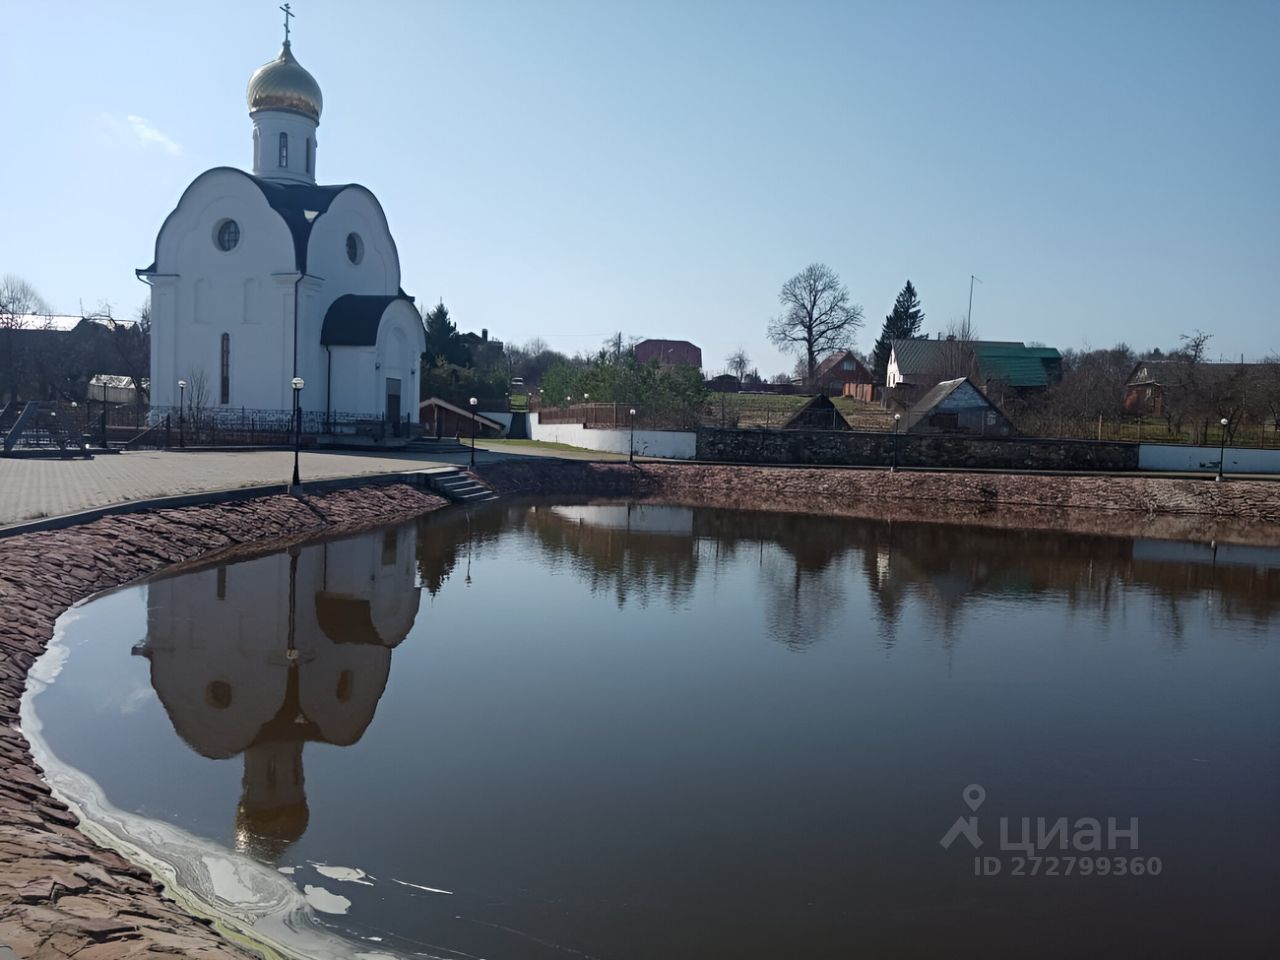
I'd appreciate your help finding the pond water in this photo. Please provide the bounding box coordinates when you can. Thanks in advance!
[28,502,1280,958]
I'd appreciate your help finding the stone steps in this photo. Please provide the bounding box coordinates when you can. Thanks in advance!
[428,469,497,504]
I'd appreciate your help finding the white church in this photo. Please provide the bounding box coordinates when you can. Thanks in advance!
[138,19,425,429]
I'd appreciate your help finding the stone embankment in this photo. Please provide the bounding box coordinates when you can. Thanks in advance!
[475,460,1280,545]
[0,484,445,958]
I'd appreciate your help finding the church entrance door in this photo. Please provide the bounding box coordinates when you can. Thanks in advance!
[386,378,402,436]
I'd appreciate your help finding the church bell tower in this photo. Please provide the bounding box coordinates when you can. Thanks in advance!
[245,4,322,184]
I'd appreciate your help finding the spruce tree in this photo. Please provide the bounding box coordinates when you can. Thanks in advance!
[871,280,925,381]
[422,301,470,366]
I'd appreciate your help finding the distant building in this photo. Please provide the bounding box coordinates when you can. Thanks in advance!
[706,374,741,393]
[635,339,702,370]
[419,396,505,438]
[0,315,137,403]
[1123,360,1266,417]
[459,329,505,368]
[902,377,1014,436]
[88,374,148,406]
[886,338,1061,396]
[812,350,875,401]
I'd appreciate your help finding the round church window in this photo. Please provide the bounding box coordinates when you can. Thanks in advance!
[346,232,363,264]
[214,219,240,252]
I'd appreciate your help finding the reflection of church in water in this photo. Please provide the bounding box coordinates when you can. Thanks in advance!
[133,526,419,860]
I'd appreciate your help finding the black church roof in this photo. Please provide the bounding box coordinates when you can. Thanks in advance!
[321,294,414,346]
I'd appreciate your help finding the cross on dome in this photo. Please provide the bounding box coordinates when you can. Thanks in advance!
[280,3,294,43]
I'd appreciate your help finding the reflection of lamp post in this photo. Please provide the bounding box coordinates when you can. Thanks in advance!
[469,396,478,468]
[891,413,902,472]
[1217,416,1229,482]
[629,407,637,463]
[177,379,187,448]
[291,377,305,489]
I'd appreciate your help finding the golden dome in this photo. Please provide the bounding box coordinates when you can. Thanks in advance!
[246,41,322,123]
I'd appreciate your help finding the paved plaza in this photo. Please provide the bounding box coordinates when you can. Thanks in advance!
[0,444,619,528]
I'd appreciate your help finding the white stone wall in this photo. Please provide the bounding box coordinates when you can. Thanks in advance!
[530,413,695,459]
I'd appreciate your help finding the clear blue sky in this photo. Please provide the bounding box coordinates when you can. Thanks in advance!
[2,0,1277,375]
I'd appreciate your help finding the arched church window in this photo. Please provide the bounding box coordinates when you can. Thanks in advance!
[215,219,240,252]
[346,232,364,264]
[220,333,230,405]
[305,137,313,174]
[278,132,288,167]
[253,128,260,168]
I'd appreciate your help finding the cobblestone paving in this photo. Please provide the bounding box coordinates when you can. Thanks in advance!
[0,449,483,526]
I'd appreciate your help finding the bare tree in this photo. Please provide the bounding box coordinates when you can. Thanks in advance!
[185,367,210,425]
[768,263,863,384]
[1257,356,1280,444]
[1,275,52,402]
[0,275,49,326]
[726,347,750,381]
[923,317,982,385]
[102,300,151,404]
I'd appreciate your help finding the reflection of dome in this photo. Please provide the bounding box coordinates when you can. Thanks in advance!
[236,799,310,862]
[247,41,323,121]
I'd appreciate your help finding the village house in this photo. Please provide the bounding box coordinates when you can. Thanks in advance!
[812,350,875,401]
[635,338,703,370]
[1122,359,1267,417]
[901,377,1015,436]
[886,338,1062,401]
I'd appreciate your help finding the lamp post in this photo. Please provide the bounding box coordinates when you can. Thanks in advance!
[629,407,637,463]
[1216,416,1229,482]
[290,377,304,489]
[891,413,902,472]
[469,396,478,468]
[177,379,187,448]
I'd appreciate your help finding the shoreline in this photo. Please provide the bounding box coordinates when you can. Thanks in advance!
[2,461,1278,957]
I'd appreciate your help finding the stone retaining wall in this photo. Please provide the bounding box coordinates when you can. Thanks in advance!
[0,484,446,958]
[475,460,1280,546]
[696,426,1138,471]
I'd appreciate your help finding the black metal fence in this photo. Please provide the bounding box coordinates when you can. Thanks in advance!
[79,405,421,449]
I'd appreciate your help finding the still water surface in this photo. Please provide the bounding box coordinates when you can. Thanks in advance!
[34,503,1280,958]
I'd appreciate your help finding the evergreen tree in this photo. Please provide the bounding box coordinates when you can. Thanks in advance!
[871,280,925,382]
[421,301,470,367]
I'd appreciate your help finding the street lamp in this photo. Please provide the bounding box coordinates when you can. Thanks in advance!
[891,413,902,472]
[469,396,478,468]
[629,407,637,463]
[177,379,187,448]
[290,377,305,488]
[1216,416,1229,482]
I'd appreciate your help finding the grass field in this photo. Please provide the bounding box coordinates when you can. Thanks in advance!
[700,394,897,431]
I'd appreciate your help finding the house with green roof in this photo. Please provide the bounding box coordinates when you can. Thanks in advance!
[886,337,1062,397]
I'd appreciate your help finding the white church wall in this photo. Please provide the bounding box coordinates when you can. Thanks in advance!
[327,346,377,417]
[149,169,300,412]
[250,110,319,184]
[306,188,400,297]
[375,301,425,422]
